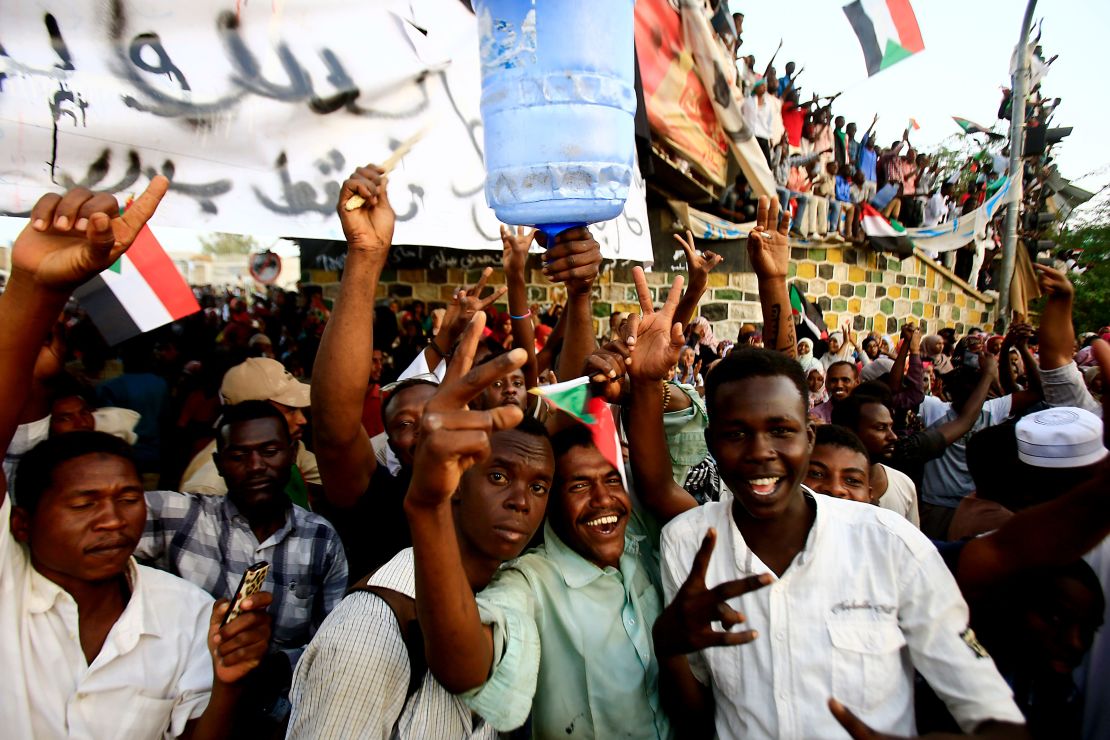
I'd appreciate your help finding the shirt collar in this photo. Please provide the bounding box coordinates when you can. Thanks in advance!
[726,486,824,577]
[220,495,296,546]
[541,519,644,590]
[26,558,163,651]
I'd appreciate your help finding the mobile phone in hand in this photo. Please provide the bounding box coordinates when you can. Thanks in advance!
[221,561,270,627]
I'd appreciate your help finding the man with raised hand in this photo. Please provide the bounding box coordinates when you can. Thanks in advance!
[0,180,272,739]
[626,196,1028,739]
[289,314,552,739]
[407,277,707,739]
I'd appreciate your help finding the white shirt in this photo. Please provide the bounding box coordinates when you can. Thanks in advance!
[288,548,496,740]
[878,463,921,527]
[660,492,1023,740]
[0,495,215,739]
[742,94,778,140]
[920,396,1014,508]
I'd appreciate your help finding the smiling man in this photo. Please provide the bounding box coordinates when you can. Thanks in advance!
[810,360,859,423]
[805,424,873,504]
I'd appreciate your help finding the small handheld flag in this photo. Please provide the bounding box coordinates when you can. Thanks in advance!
[908,117,920,131]
[843,0,925,77]
[74,225,200,345]
[531,378,628,488]
[860,203,915,258]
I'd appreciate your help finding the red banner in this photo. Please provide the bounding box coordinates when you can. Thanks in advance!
[635,0,729,186]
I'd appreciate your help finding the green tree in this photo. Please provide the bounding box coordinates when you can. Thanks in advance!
[198,233,261,256]
[1058,219,1110,333]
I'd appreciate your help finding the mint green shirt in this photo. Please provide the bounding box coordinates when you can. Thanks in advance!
[663,382,710,484]
[464,514,671,739]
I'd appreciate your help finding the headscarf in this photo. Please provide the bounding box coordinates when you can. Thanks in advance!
[923,334,954,375]
[690,316,719,349]
[807,368,829,408]
[821,331,854,369]
[797,338,823,375]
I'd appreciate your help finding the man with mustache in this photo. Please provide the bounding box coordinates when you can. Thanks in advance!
[0,180,272,738]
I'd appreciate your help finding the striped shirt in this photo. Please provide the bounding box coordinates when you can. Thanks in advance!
[135,491,347,666]
[288,548,496,739]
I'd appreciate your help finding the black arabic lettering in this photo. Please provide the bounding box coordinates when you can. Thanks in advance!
[219,11,313,103]
[142,159,232,215]
[59,148,141,194]
[309,49,431,119]
[253,150,342,216]
[45,14,75,71]
[129,32,191,91]
[48,82,90,183]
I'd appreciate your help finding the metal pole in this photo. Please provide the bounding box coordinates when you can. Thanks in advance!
[998,0,1039,327]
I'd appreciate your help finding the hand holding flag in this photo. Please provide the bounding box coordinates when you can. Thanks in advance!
[16,176,169,291]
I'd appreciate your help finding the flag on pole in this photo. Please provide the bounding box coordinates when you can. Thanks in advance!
[789,283,828,342]
[908,117,920,131]
[860,203,915,257]
[73,225,200,345]
[842,0,925,76]
[530,379,627,488]
[952,116,1006,141]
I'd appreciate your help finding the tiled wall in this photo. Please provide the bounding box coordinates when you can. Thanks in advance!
[309,244,995,340]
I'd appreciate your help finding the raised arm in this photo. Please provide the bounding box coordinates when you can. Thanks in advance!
[541,227,601,382]
[404,315,528,693]
[0,179,168,500]
[747,196,796,357]
[933,353,998,445]
[311,165,393,507]
[501,225,539,390]
[674,230,723,328]
[626,269,699,524]
[957,340,1110,600]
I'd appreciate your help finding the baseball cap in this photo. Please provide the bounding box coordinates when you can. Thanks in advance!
[1015,407,1107,469]
[220,358,310,408]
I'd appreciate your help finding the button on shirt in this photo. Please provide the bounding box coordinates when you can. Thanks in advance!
[135,491,347,666]
[463,515,670,739]
[660,493,1023,740]
[0,496,215,739]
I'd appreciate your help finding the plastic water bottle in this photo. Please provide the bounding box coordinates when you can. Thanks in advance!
[474,0,636,240]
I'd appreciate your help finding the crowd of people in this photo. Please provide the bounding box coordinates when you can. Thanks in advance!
[709,5,1041,292]
[1,154,1107,740]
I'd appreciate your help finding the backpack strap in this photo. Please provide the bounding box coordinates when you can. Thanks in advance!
[347,575,428,704]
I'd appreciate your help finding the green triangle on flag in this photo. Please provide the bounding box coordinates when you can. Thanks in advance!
[879,39,913,70]
[107,258,122,274]
[530,377,596,425]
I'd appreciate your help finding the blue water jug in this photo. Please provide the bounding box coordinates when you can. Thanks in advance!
[474,0,636,239]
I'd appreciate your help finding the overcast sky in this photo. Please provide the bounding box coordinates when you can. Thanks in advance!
[730,0,1108,217]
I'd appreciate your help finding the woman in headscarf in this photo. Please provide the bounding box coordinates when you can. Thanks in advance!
[806,367,829,409]
[820,325,857,369]
[797,338,823,375]
[688,316,720,364]
[922,334,954,375]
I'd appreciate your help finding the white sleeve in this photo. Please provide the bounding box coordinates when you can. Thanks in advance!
[398,350,446,382]
[167,588,216,737]
[897,538,1025,732]
[983,396,1014,426]
[287,594,410,740]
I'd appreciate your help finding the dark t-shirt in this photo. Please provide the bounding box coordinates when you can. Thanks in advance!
[888,427,948,491]
[316,465,412,586]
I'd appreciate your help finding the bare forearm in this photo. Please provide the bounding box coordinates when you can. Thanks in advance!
[556,292,597,381]
[939,373,993,444]
[1038,295,1075,370]
[675,277,709,328]
[628,382,696,523]
[656,653,715,739]
[506,268,538,388]
[888,342,910,391]
[311,250,382,502]
[758,278,796,357]
[182,681,243,740]
[405,501,494,693]
[0,275,69,474]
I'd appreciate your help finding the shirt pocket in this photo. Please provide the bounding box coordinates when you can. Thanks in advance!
[827,619,907,713]
[82,692,177,738]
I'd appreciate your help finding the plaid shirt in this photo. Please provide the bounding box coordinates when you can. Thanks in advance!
[135,491,347,666]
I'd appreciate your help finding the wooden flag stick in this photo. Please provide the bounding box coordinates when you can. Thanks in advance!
[344,124,432,211]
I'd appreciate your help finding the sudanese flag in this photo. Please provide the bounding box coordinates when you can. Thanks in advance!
[842,0,925,76]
